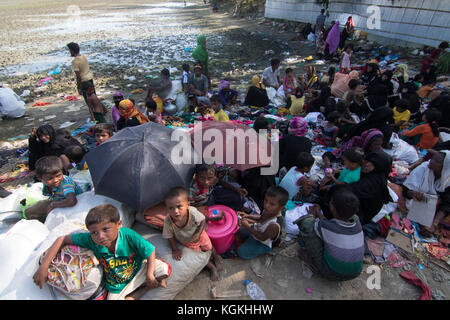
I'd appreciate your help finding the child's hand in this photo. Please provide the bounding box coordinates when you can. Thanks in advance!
[172,249,183,261]
[409,190,425,202]
[32,267,48,289]
[237,211,247,219]
[146,275,160,289]
[240,219,251,229]
[30,127,37,138]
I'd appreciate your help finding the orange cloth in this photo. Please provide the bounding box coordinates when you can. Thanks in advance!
[330,70,359,98]
[403,123,439,149]
[182,230,213,252]
[118,99,149,124]
[417,85,434,99]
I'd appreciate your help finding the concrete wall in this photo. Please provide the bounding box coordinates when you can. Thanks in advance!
[264,0,450,47]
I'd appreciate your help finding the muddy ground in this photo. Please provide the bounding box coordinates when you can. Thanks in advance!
[0,0,448,300]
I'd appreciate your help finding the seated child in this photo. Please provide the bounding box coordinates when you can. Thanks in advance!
[295,188,364,281]
[181,63,191,96]
[25,156,82,223]
[60,144,88,172]
[81,81,107,124]
[162,187,223,281]
[392,99,411,132]
[33,204,171,300]
[189,163,248,216]
[112,92,124,130]
[403,108,441,149]
[145,98,162,124]
[336,101,357,139]
[283,68,297,98]
[317,111,341,147]
[417,78,436,99]
[210,94,230,121]
[322,147,363,187]
[94,123,114,146]
[235,186,289,260]
[279,152,315,200]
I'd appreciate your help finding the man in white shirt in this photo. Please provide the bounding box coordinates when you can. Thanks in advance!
[262,58,281,89]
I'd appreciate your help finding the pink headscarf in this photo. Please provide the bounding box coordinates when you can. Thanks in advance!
[325,21,340,54]
[288,117,308,136]
[331,70,359,98]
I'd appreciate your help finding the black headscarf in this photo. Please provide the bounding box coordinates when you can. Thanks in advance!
[345,107,393,148]
[361,63,379,85]
[347,150,393,224]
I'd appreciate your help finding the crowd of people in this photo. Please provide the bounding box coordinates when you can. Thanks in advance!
[22,18,450,299]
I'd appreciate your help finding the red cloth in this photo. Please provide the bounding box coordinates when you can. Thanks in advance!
[183,230,213,252]
[377,217,392,237]
[32,102,52,107]
[399,271,432,300]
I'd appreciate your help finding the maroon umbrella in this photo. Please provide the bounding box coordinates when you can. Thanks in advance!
[189,120,273,171]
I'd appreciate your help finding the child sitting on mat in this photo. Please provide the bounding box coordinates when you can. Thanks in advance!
[235,186,289,260]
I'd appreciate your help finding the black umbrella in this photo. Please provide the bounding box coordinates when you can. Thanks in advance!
[85,122,196,212]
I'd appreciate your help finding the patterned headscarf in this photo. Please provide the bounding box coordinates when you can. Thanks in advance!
[118,99,149,124]
[288,117,308,136]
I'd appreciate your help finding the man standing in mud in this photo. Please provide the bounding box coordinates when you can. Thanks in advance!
[67,42,95,110]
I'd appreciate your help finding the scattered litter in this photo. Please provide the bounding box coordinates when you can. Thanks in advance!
[399,271,432,300]
[32,102,51,107]
[130,88,144,94]
[306,288,312,294]
[63,95,78,101]
[20,90,30,97]
[48,67,61,76]
[44,115,56,120]
[39,77,53,85]
[59,121,76,129]
[236,42,242,46]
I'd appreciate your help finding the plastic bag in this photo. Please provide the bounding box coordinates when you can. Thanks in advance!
[307,32,316,42]
[41,244,104,300]
[0,220,49,294]
[175,93,188,113]
[0,87,26,118]
[284,203,315,238]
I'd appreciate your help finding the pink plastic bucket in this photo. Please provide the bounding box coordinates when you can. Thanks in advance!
[206,205,239,254]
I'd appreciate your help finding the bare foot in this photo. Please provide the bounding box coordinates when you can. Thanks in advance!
[213,254,224,272]
[157,275,168,288]
[207,262,220,281]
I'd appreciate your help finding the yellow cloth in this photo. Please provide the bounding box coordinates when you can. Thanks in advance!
[289,96,305,115]
[213,109,229,121]
[71,55,93,82]
[152,95,164,113]
[393,107,411,130]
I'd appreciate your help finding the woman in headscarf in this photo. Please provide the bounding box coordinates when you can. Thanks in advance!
[244,75,269,108]
[279,117,313,170]
[218,80,238,107]
[322,128,384,168]
[365,71,392,112]
[345,106,394,149]
[320,150,392,225]
[192,34,210,82]
[346,150,393,225]
[116,99,149,131]
[402,149,450,235]
[339,16,355,50]
[28,124,82,171]
[361,63,379,85]
[112,91,124,130]
[331,70,359,98]
[398,82,421,122]
[393,64,409,85]
[303,66,320,90]
[307,84,336,117]
[323,21,340,60]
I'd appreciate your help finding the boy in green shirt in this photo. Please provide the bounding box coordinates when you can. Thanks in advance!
[33,204,171,300]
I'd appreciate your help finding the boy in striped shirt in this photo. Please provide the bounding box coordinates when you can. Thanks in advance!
[295,188,364,280]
